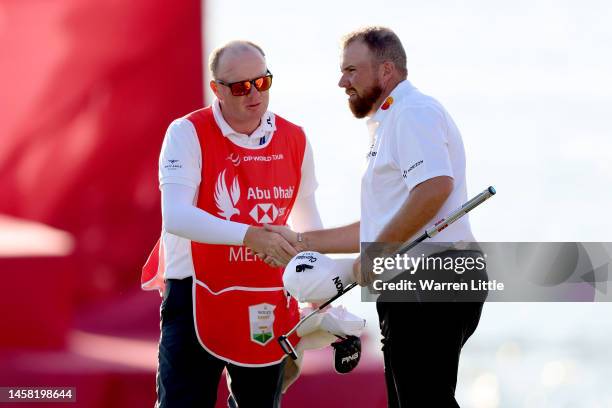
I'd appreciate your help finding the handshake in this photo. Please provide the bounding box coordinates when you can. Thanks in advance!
[243,224,307,268]
[242,224,371,286]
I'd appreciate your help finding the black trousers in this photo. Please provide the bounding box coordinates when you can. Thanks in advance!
[156,278,285,408]
[376,249,486,408]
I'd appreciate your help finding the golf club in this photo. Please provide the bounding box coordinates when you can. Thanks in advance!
[278,186,496,360]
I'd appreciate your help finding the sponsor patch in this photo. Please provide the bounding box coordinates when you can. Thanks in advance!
[249,303,276,346]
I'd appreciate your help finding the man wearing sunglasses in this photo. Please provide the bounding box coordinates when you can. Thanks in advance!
[145,41,322,408]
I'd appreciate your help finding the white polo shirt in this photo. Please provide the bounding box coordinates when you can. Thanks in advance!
[360,80,474,244]
[158,99,318,279]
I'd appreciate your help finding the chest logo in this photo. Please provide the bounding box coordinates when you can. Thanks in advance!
[226,153,241,167]
[381,96,394,110]
[215,169,241,220]
[249,203,279,224]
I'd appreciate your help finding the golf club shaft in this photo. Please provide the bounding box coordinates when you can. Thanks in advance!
[309,187,496,309]
[278,186,496,356]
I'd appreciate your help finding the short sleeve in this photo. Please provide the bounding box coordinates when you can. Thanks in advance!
[158,118,202,189]
[393,106,454,191]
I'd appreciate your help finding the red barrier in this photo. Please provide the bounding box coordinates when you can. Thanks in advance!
[0,0,204,305]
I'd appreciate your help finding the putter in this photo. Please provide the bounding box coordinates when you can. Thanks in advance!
[278,186,496,360]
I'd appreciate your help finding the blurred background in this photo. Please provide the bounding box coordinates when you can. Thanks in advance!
[1,0,611,407]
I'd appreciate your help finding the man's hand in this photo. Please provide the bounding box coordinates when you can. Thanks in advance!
[252,224,308,267]
[352,256,375,287]
[243,226,298,265]
[263,224,308,253]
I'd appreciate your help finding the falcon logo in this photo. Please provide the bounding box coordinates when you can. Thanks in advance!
[215,169,241,220]
[249,203,279,224]
[295,264,314,273]
[226,153,241,167]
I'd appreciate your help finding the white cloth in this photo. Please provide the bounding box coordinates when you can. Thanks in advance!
[281,305,366,393]
[295,305,366,338]
[283,251,355,303]
[158,100,321,279]
[360,80,475,244]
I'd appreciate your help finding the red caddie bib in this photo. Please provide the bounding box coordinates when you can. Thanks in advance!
[190,107,303,366]
[141,108,304,365]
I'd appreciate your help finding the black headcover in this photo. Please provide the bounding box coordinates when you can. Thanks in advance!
[331,335,361,374]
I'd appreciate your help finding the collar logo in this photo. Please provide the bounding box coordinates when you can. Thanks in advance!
[381,96,394,111]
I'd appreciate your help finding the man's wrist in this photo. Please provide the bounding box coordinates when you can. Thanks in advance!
[298,232,311,252]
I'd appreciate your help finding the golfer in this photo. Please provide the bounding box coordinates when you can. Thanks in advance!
[267,27,486,407]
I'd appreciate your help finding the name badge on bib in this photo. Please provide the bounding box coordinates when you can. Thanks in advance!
[249,303,276,346]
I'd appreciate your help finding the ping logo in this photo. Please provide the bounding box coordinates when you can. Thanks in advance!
[341,352,359,364]
[295,264,314,273]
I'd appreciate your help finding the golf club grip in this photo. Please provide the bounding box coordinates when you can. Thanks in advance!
[426,186,495,238]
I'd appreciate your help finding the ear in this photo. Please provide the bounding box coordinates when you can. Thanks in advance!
[210,80,221,99]
[379,61,394,82]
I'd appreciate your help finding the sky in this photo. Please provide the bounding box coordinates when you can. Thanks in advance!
[205,1,612,406]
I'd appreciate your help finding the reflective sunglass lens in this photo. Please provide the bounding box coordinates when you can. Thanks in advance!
[231,81,250,96]
[256,76,272,92]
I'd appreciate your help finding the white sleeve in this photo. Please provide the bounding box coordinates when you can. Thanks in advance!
[288,192,323,232]
[295,137,318,199]
[161,183,250,245]
[289,136,322,232]
[393,106,454,191]
[159,118,202,189]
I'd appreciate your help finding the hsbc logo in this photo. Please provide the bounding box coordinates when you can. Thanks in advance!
[249,203,279,224]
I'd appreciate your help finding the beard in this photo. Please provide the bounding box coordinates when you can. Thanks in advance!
[348,84,383,118]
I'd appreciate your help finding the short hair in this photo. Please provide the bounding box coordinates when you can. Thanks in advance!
[341,27,407,77]
[209,40,266,79]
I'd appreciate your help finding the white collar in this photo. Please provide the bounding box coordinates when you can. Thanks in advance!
[212,99,276,138]
[367,79,416,127]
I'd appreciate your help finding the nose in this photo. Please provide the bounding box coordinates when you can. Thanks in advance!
[245,83,261,98]
[338,74,349,88]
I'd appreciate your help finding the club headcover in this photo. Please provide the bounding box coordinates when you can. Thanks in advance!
[283,252,355,303]
[331,335,361,374]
